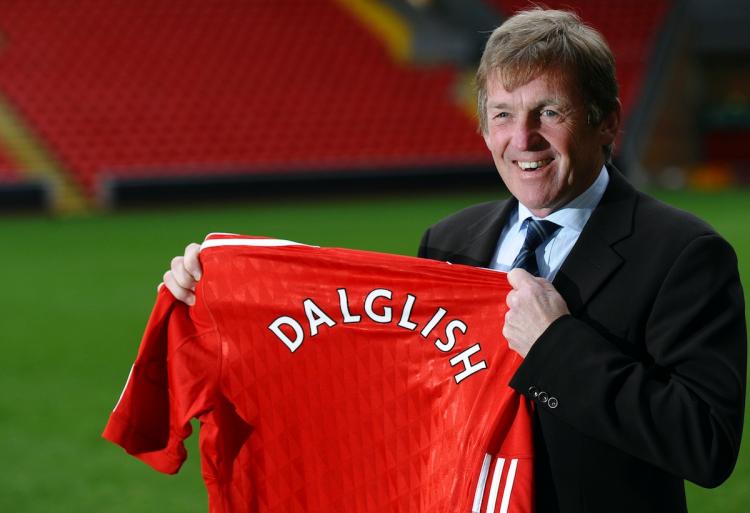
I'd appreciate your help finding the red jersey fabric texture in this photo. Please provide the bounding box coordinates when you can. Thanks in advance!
[103,234,534,513]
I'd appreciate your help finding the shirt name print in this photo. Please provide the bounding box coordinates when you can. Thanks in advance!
[268,287,488,384]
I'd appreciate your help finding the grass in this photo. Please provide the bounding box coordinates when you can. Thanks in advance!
[0,186,748,512]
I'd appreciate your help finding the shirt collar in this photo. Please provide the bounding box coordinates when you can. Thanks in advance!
[517,165,609,233]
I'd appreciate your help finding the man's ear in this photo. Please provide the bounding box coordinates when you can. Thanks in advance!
[599,99,621,145]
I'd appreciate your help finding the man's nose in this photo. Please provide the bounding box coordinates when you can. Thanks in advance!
[511,115,543,150]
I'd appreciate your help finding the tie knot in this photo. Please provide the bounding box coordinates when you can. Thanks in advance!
[523,219,560,252]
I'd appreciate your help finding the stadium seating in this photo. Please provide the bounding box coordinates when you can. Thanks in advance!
[0,0,677,203]
[0,146,20,181]
[0,0,488,198]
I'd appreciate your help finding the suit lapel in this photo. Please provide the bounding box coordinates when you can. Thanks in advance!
[445,199,517,268]
[553,167,636,314]
[438,167,636,313]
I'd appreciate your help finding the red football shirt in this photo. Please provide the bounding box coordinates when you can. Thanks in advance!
[103,234,534,513]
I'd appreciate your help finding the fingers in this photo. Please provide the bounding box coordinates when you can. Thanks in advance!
[170,255,197,289]
[183,243,203,281]
[507,267,534,289]
[161,243,202,306]
[502,307,514,337]
[164,266,196,304]
[502,306,527,357]
[163,268,196,305]
[508,268,554,296]
[504,269,567,358]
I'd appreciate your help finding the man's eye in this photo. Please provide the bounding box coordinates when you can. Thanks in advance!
[493,112,510,120]
[541,109,558,117]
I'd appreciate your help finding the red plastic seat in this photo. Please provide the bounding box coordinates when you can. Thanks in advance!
[0,0,489,197]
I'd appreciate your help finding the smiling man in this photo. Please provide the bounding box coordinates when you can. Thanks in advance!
[161,8,745,513]
[417,8,746,513]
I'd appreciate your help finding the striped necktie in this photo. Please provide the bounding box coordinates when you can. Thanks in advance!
[511,219,560,277]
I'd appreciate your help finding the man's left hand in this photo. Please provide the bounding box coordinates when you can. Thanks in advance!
[504,268,570,357]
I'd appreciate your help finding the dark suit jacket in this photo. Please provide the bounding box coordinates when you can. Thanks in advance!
[418,168,746,513]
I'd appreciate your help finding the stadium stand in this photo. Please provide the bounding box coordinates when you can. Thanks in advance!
[0,0,698,210]
[0,0,489,206]
[0,143,48,210]
[0,146,20,180]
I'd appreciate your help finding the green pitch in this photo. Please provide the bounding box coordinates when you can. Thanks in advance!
[1,186,748,512]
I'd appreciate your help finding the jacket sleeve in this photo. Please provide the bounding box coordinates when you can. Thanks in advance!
[418,227,433,259]
[510,233,746,488]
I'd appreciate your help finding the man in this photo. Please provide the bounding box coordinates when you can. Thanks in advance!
[162,9,746,513]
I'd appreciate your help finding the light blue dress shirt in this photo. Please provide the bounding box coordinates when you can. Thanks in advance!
[490,166,609,280]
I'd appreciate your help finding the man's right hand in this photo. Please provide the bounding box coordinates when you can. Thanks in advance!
[162,243,203,305]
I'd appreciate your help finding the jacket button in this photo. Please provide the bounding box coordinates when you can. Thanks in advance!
[537,391,548,404]
[548,397,559,409]
[528,386,539,398]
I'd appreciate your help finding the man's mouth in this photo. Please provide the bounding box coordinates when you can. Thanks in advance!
[516,159,553,171]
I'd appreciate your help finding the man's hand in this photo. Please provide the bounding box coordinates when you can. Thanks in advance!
[504,268,570,357]
[161,243,202,305]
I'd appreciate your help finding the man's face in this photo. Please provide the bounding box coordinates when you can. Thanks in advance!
[482,71,618,217]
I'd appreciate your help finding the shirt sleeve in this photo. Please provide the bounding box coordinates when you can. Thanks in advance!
[102,286,221,474]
